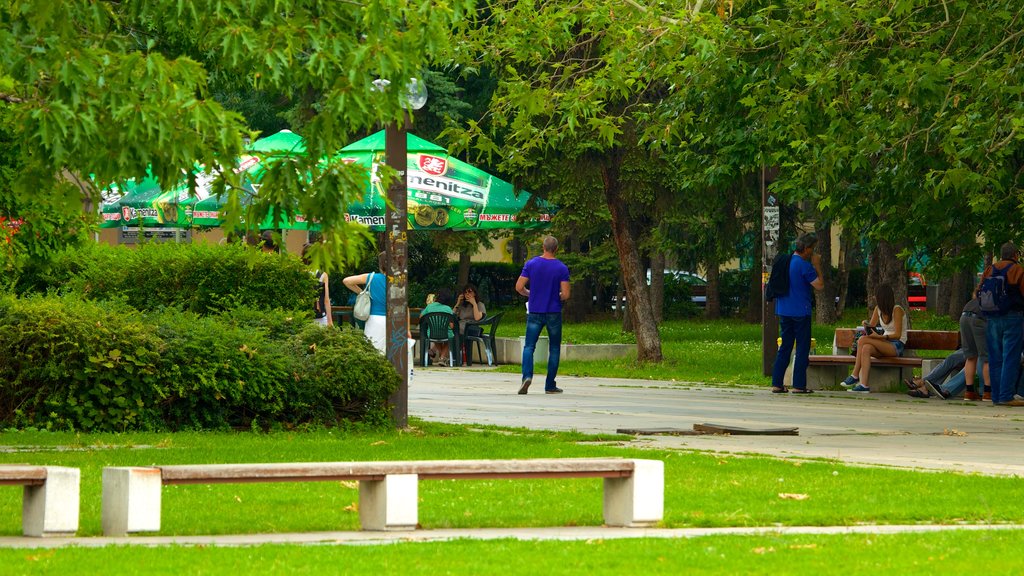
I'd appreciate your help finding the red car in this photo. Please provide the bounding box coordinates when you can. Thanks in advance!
[908,272,927,310]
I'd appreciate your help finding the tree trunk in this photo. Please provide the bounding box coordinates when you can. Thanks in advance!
[457,251,471,288]
[650,251,665,324]
[867,241,908,310]
[602,154,662,362]
[746,220,763,323]
[835,228,856,317]
[935,276,953,319]
[705,260,721,319]
[565,235,587,323]
[946,268,973,320]
[510,237,527,267]
[814,220,838,324]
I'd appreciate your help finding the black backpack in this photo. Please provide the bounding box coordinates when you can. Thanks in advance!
[765,252,793,302]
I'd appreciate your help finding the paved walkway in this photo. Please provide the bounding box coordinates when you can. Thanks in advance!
[411,368,1024,476]
[2,524,1021,549]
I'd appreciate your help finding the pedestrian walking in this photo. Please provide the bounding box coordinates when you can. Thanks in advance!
[515,235,571,394]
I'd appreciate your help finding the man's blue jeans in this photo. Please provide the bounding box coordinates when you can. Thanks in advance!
[772,315,812,390]
[522,312,563,390]
[985,313,1024,404]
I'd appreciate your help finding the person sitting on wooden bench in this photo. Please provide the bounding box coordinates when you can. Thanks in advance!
[842,284,908,393]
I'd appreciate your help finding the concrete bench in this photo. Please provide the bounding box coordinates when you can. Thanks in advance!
[102,458,663,536]
[0,465,80,537]
[806,329,959,391]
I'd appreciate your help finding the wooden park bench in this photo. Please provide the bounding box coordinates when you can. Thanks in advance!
[0,465,80,537]
[101,458,663,536]
[804,329,960,392]
[331,306,423,330]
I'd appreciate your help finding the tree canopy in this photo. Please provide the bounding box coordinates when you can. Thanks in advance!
[1,0,471,270]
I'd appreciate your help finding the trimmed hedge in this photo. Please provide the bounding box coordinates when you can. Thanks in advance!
[20,242,317,315]
[0,295,399,431]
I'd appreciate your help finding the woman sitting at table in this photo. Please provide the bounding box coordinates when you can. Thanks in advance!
[455,283,486,364]
[422,288,456,366]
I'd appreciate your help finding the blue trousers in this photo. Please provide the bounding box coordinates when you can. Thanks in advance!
[985,313,1024,404]
[772,315,812,390]
[522,312,563,390]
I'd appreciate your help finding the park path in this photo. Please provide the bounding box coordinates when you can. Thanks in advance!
[2,524,1021,548]
[410,368,1024,477]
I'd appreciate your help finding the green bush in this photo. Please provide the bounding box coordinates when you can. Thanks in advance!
[287,326,400,427]
[0,295,398,431]
[719,270,751,318]
[21,242,317,315]
[662,275,700,319]
[0,295,166,431]
[153,310,299,430]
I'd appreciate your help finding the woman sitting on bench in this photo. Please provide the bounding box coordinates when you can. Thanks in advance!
[842,284,909,393]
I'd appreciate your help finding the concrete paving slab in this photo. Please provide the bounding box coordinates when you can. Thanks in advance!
[410,368,1024,476]
[2,524,1022,549]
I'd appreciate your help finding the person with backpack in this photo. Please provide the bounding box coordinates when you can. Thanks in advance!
[770,233,825,394]
[302,243,333,327]
[977,242,1024,407]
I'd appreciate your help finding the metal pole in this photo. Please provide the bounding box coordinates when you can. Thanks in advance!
[761,166,780,376]
[384,120,410,427]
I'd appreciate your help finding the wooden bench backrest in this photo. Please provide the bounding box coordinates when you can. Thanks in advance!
[834,329,959,350]
[156,458,636,485]
[333,306,424,326]
[0,466,47,486]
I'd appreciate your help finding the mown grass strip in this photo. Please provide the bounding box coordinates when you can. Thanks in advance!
[1,530,1022,574]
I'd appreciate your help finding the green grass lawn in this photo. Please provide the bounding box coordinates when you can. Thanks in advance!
[2,422,1021,538]
[493,310,959,385]
[3,422,1019,572]
[2,530,1022,574]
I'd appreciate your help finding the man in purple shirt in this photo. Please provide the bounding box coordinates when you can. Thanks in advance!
[515,236,571,394]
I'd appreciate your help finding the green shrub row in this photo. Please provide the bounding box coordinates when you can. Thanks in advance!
[18,242,317,315]
[0,295,399,431]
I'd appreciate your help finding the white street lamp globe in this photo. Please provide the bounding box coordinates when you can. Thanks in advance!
[404,77,428,110]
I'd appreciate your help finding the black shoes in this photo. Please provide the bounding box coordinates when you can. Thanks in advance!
[520,378,564,394]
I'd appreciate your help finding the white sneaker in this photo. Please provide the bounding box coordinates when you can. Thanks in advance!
[1014,394,1024,402]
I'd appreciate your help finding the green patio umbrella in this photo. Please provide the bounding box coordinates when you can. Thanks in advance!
[191,130,308,229]
[99,178,165,228]
[338,131,552,231]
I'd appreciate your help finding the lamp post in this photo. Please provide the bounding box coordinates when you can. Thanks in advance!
[382,77,427,428]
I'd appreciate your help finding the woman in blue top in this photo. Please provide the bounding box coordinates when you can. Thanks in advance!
[343,252,388,354]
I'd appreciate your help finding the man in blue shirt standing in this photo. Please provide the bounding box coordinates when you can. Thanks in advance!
[771,233,825,393]
[516,235,572,395]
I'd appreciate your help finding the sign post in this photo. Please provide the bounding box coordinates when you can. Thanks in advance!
[761,167,780,376]
[385,121,410,428]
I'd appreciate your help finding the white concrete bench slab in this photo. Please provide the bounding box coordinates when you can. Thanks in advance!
[0,465,80,537]
[102,458,663,536]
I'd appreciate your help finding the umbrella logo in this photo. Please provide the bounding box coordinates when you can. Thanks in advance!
[418,155,448,176]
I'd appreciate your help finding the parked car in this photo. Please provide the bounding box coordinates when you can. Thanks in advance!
[908,272,927,310]
[606,270,707,310]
